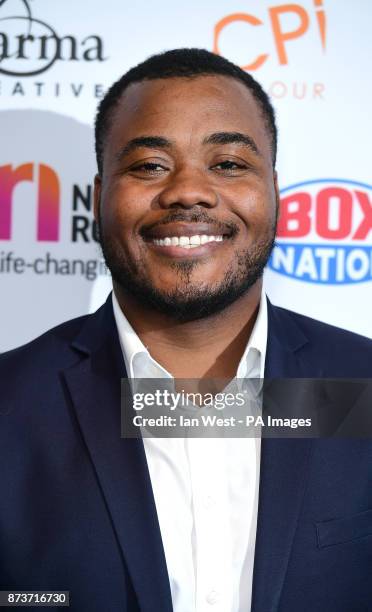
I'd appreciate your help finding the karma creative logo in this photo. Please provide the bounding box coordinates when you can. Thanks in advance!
[269,179,372,284]
[214,0,326,71]
[0,0,106,77]
[0,162,60,240]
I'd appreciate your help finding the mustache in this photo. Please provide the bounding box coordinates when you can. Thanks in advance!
[140,210,239,237]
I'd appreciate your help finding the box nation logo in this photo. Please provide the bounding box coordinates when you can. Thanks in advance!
[269,179,372,284]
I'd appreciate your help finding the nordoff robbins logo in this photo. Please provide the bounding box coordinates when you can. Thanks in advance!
[269,179,372,284]
[0,0,106,77]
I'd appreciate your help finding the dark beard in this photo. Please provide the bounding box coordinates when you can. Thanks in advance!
[98,213,277,323]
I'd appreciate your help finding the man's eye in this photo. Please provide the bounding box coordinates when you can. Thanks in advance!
[131,162,168,174]
[212,160,247,172]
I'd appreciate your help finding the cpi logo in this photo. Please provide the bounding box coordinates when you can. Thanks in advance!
[0,162,60,241]
[269,179,372,284]
[214,0,326,70]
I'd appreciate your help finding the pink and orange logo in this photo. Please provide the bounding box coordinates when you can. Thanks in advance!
[0,163,60,241]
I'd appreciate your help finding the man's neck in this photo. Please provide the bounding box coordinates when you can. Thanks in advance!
[113,281,262,380]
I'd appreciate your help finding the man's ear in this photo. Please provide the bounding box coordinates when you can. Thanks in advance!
[93,174,102,224]
[273,170,280,220]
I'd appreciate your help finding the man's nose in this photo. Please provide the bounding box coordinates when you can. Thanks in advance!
[157,167,218,209]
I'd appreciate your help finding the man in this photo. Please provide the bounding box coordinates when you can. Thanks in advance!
[1,49,372,612]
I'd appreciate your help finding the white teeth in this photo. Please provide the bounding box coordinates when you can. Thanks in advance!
[152,235,224,248]
[189,235,201,245]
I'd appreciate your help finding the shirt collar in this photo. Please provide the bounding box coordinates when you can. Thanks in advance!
[112,288,267,381]
[236,290,267,380]
[112,291,171,379]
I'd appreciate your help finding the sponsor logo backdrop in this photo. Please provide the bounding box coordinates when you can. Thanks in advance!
[0,0,371,350]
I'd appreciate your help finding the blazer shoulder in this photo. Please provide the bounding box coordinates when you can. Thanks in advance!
[273,304,372,361]
[0,313,90,375]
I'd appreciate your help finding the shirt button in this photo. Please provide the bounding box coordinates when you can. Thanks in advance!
[206,590,220,605]
[203,495,216,510]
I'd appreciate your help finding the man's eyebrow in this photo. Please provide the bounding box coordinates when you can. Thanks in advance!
[116,136,172,161]
[203,132,261,156]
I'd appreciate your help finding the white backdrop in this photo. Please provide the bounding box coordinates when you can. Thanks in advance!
[0,0,371,351]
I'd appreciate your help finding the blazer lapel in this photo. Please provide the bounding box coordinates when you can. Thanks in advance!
[251,301,316,612]
[62,297,173,612]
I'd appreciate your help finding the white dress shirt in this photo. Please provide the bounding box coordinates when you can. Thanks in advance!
[112,291,267,612]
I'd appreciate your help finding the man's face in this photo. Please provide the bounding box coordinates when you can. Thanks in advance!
[95,75,278,321]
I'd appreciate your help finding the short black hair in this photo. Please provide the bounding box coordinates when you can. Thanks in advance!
[95,48,277,175]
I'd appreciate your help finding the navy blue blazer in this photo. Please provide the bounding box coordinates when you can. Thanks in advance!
[1,296,372,612]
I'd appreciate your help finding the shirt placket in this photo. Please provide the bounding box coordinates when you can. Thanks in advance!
[186,437,234,612]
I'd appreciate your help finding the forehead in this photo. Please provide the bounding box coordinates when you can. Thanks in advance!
[107,75,271,155]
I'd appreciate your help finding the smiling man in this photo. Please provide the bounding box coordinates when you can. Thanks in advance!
[94,58,278,381]
[1,49,372,612]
